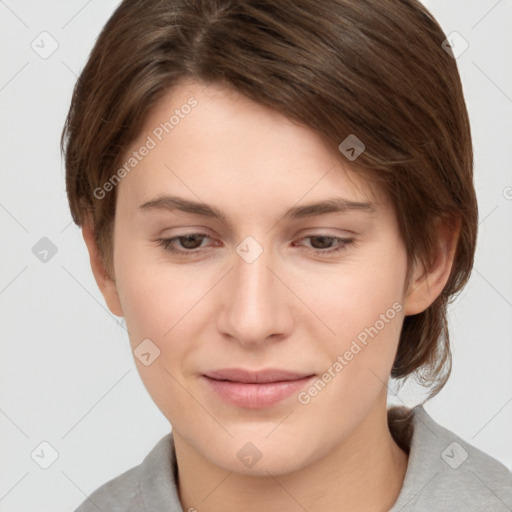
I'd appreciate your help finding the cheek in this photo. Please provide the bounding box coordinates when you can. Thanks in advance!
[310,248,406,341]
[114,236,202,341]
[113,253,201,414]
[307,245,407,391]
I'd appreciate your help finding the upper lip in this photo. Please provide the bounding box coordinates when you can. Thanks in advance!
[204,368,315,384]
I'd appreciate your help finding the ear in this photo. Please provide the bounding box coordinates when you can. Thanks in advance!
[403,215,460,316]
[81,216,124,317]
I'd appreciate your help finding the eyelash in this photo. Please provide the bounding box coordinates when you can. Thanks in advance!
[155,233,354,258]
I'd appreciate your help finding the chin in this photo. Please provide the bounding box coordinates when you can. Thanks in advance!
[194,430,317,477]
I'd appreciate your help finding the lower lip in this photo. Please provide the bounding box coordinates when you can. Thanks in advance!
[202,375,315,408]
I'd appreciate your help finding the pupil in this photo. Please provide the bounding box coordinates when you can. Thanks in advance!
[312,236,331,249]
[181,235,202,249]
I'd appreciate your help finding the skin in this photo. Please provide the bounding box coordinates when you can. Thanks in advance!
[83,79,459,512]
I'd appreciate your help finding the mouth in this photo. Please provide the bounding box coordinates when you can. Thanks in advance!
[202,368,316,408]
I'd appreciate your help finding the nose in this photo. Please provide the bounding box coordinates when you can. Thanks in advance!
[216,240,295,347]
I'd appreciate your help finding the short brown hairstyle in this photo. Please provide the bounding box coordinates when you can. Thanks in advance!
[61,0,478,398]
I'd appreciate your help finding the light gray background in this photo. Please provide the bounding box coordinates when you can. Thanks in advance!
[1,1,511,510]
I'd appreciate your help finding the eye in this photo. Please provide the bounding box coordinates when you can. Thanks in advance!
[295,235,354,255]
[156,233,212,257]
[155,233,354,258]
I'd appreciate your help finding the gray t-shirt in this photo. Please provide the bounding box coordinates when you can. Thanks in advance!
[73,404,512,511]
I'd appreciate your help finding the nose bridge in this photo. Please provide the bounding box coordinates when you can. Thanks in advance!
[219,235,292,344]
[236,236,273,300]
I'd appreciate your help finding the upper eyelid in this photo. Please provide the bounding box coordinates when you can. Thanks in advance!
[158,223,359,237]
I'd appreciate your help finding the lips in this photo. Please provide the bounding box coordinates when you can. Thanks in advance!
[204,368,314,384]
[202,368,316,408]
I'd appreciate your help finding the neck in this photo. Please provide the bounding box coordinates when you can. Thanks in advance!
[174,396,409,512]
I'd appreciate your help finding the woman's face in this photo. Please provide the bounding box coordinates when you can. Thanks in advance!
[103,79,411,475]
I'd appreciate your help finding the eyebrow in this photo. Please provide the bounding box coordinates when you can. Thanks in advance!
[137,195,377,226]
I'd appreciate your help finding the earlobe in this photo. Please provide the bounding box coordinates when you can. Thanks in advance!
[403,216,460,316]
[81,218,124,318]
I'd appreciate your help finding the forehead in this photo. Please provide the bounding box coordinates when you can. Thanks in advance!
[115,80,386,218]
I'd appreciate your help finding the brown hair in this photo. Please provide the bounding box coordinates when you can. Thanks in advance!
[61,0,478,398]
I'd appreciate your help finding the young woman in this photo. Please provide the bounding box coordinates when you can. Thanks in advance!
[62,0,512,510]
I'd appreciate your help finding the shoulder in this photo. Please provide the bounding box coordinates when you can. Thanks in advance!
[389,404,512,512]
[73,462,144,512]
[73,432,181,512]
